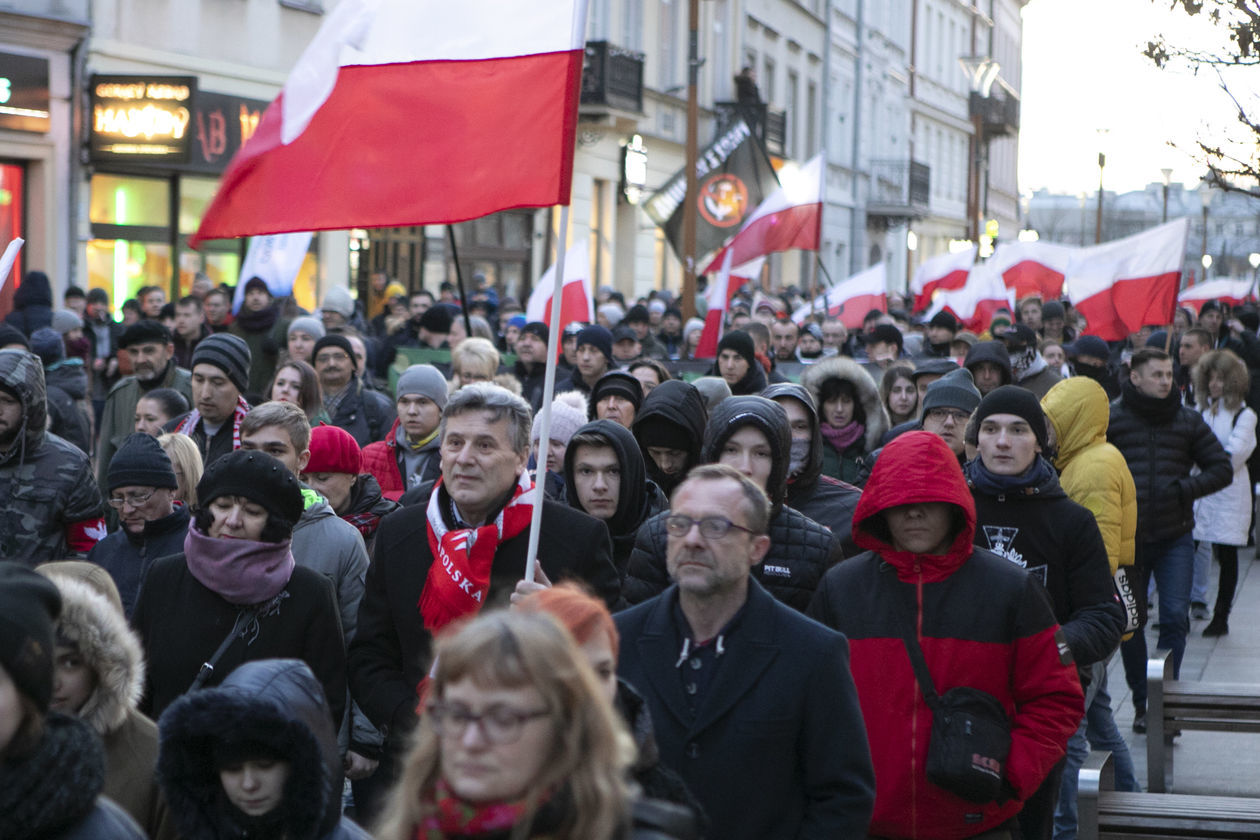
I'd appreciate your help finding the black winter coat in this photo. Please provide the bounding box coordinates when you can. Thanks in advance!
[965,458,1124,668]
[632,379,707,497]
[621,504,841,612]
[349,481,619,742]
[133,553,347,726]
[88,503,191,618]
[1107,381,1232,542]
[329,379,397,448]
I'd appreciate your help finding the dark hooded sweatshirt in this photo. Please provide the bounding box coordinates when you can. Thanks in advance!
[633,379,707,497]
[763,382,861,558]
[963,340,1013,391]
[622,395,842,612]
[563,419,667,578]
[5,270,54,336]
[807,431,1083,839]
[964,457,1123,669]
[157,659,369,840]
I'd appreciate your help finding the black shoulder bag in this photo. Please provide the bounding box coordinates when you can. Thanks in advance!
[895,584,1012,802]
[188,608,258,692]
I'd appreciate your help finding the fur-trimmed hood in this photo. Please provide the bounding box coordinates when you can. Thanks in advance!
[39,567,145,737]
[800,355,889,452]
[157,659,342,840]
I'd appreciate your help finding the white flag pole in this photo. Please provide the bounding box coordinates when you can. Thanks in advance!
[523,205,571,584]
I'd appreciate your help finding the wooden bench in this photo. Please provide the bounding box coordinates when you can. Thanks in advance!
[1146,649,1260,792]
[1079,750,1260,839]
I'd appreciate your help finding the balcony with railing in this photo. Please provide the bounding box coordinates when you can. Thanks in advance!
[581,41,645,114]
[969,82,1020,138]
[867,159,931,220]
[714,101,788,157]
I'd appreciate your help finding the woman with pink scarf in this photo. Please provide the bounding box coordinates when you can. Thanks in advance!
[801,356,889,486]
[132,449,347,729]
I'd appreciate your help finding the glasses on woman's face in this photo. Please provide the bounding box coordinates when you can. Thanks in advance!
[426,702,550,744]
[663,514,756,540]
[108,489,158,510]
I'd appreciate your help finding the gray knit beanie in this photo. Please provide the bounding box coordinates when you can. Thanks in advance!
[287,316,326,341]
[921,367,982,415]
[396,364,449,410]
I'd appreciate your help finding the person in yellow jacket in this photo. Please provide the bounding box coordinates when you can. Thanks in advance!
[1042,375,1141,832]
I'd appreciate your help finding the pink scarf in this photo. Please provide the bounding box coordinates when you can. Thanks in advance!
[820,420,865,453]
[175,395,250,451]
[183,525,295,606]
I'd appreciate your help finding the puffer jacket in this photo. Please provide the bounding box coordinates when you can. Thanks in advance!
[622,396,842,612]
[807,431,1083,840]
[800,355,889,485]
[563,419,668,578]
[362,417,441,501]
[1192,401,1257,547]
[632,379,707,497]
[293,486,370,645]
[964,456,1124,668]
[157,659,371,840]
[1107,380,1231,542]
[37,562,177,840]
[87,503,191,618]
[0,349,106,567]
[762,382,861,557]
[1041,377,1136,573]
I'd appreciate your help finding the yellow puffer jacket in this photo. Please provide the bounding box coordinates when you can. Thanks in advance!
[1042,376,1136,574]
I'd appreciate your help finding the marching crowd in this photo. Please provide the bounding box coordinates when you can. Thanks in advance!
[0,267,1255,840]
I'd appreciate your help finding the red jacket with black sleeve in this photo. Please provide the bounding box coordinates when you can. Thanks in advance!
[807,431,1083,840]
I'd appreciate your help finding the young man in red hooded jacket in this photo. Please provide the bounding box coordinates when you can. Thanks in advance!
[808,430,1083,840]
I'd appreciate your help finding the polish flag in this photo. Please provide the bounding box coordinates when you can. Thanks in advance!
[989,240,1075,301]
[924,260,1015,333]
[191,0,586,246]
[910,246,976,311]
[1178,278,1257,314]
[1067,218,1190,342]
[525,239,593,334]
[695,250,743,359]
[701,153,824,273]
[791,263,886,329]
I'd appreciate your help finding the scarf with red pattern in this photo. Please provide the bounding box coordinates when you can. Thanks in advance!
[175,395,250,451]
[413,779,554,840]
[420,470,536,632]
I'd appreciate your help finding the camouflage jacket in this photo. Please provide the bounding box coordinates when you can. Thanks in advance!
[0,349,106,567]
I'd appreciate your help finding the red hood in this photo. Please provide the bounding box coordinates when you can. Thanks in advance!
[852,430,976,582]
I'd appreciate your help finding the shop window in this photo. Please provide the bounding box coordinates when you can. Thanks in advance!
[178,176,219,234]
[86,239,171,316]
[89,174,170,227]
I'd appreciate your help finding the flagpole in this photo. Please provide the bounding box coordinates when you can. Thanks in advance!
[524,205,570,584]
[446,225,475,339]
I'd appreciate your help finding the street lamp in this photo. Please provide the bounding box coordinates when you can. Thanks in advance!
[1161,168,1174,224]
[1200,183,1212,271]
[1249,252,1260,300]
[1095,129,1110,244]
[1202,254,1213,282]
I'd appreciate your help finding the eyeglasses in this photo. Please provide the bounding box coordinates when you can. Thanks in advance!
[108,489,158,509]
[925,408,972,424]
[425,702,550,744]
[314,352,350,364]
[664,514,757,540]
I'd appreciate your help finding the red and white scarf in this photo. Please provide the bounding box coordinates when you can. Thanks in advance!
[175,395,250,451]
[420,470,536,632]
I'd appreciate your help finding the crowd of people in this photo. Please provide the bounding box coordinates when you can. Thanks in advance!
[0,266,1254,840]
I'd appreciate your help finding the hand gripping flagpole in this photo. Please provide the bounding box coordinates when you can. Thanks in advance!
[523,206,571,584]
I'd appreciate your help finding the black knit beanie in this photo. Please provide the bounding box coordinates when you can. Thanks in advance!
[191,333,252,394]
[589,371,643,419]
[576,325,614,365]
[197,450,305,529]
[312,334,356,365]
[716,329,756,368]
[108,432,178,491]
[974,385,1048,451]
[0,564,62,712]
[0,324,29,349]
[419,304,455,334]
[520,321,549,344]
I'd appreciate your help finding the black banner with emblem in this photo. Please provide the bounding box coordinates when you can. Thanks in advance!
[643,119,779,267]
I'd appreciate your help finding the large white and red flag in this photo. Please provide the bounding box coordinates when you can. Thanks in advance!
[988,240,1075,301]
[791,263,886,329]
[191,0,586,246]
[701,153,824,273]
[1178,277,1257,314]
[924,260,1015,333]
[1067,218,1190,342]
[695,251,740,358]
[910,246,976,311]
[525,239,593,333]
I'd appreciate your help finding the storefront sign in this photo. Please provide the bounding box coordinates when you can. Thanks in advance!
[183,90,269,174]
[0,53,50,133]
[90,75,197,163]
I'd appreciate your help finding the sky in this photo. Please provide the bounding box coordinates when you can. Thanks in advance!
[1018,0,1256,196]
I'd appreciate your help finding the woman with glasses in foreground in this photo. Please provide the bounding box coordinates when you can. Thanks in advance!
[374,610,695,840]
